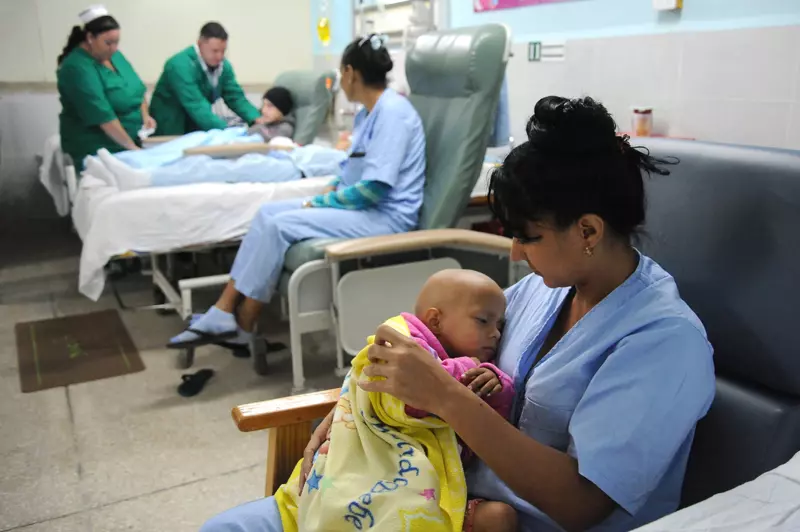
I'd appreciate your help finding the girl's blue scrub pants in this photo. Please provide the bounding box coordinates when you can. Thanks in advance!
[201,497,282,531]
[231,198,410,304]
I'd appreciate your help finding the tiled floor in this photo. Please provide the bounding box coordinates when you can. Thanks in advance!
[0,219,341,531]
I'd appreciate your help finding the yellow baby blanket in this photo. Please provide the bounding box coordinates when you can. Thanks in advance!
[275,314,467,531]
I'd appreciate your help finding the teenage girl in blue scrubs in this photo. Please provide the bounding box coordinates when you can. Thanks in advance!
[168,35,426,349]
[200,97,715,532]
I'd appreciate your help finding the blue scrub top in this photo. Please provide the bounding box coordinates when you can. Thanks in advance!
[341,88,426,230]
[467,253,716,531]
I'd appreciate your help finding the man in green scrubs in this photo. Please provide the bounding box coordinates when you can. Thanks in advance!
[57,7,149,171]
[150,22,263,135]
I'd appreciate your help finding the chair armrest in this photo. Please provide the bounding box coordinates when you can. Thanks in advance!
[232,388,340,432]
[141,135,180,146]
[183,143,293,158]
[468,195,488,207]
[325,228,512,262]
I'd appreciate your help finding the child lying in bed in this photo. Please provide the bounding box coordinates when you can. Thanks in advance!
[246,86,296,143]
[275,269,518,532]
[85,85,348,191]
[91,140,346,191]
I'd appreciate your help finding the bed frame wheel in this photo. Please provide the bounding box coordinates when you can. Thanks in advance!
[177,348,195,369]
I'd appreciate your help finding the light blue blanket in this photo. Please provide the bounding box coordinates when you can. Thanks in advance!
[117,128,263,169]
[104,128,347,189]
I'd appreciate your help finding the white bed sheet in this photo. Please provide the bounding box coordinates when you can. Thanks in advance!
[75,161,499,301]
[39,134,71,217]
[636,451,800,531]
[75,174,330,300]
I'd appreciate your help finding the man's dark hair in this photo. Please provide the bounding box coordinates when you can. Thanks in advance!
[200,22,228,41]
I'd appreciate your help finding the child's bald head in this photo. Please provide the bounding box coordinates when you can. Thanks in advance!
[415,269,504,315]
[415,269,506,361]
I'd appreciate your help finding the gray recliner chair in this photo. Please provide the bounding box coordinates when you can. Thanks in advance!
[636,138,800,506]
[273,70,336,146]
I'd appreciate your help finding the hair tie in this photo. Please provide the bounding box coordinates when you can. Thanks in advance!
[617,134,631,153]
[358,33,388,50]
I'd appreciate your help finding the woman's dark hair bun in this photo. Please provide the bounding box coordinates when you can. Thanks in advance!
[375,52,393,75]
[58,26,85,66]
[341,35,393,88]
[527,96,619,157]
[489,95,677,242]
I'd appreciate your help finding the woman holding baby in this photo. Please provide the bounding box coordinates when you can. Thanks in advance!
[202,97,715,532]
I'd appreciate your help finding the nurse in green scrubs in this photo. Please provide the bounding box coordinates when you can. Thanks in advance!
[149,22,265,136]
[57,5,153,171]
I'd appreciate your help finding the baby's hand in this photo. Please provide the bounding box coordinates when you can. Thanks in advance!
[461,367,502,398]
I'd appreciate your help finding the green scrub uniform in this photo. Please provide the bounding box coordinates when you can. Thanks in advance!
[57,48,146,171]
[149,46,260,136]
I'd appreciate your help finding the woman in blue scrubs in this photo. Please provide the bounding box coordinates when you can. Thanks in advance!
[168,34,426,349]
[200,97,715,532]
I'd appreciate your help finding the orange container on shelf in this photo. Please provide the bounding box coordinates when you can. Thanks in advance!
[632,107,654,137]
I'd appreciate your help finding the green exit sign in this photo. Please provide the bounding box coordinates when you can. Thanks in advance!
[528,41,541,62]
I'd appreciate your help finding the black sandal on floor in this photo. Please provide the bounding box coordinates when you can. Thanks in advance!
[177,369,215,397]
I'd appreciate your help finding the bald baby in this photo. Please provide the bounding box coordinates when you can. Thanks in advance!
[414,269,506,362]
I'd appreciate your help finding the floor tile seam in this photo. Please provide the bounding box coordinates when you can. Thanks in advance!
[0,462,262,531]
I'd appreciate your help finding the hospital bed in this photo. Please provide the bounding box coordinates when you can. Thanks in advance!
[40,69,336,219]
[227,138,800,523]
[634,451,800,531]
[73,160,498,303]
[55,69,335,310]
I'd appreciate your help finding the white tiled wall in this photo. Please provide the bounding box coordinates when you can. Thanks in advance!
[505,25,800,150]
[3,24,800,216]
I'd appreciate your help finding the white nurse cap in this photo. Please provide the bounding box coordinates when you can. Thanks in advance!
[78,5,109,25]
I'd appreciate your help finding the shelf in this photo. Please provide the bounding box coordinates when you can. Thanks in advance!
[355,0,414,13]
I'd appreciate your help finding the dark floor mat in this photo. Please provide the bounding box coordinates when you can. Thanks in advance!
[15,309,144,393]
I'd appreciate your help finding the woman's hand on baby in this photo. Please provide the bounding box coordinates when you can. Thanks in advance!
[299,407,335,492]
[360,324,456,415]
[461,367,502,398]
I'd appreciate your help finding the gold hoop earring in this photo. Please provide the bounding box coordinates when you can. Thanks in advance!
[584,246,594,257]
